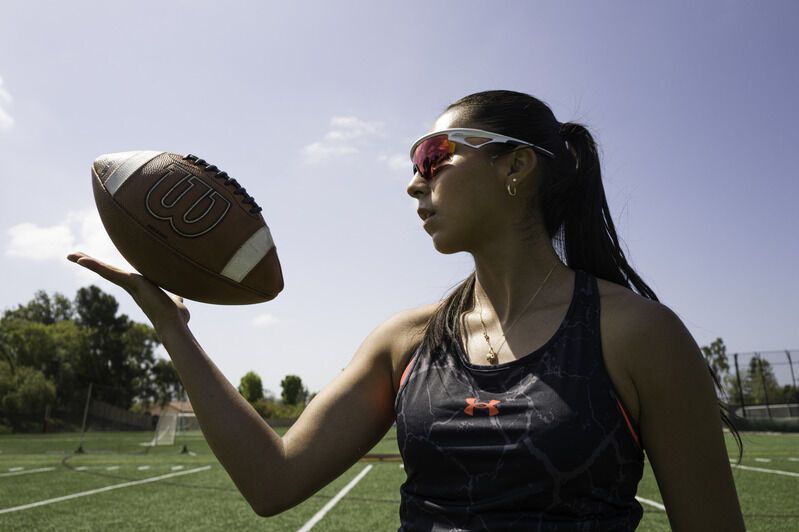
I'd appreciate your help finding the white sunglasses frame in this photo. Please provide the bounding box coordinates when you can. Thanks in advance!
[409,128,557,164]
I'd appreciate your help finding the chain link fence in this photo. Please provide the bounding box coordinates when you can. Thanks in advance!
[722,350,799,431]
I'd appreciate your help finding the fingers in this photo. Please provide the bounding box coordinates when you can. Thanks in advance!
[66,251,87,263]
[66,251,131,287]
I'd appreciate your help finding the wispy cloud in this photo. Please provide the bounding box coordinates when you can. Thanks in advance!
[7,222,74,260]
[326,116,383,140]
[302,142,359,163]
[301,115,384,165]
[6,209,134,281]
[300,116,415,179]
[251,313,279,327]
[378,153,409,174]
[0,76,14,130]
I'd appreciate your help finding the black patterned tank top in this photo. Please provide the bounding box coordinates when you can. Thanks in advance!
[394,269,644,531]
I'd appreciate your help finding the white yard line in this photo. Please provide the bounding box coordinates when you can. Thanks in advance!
[137,465,150,471]
[171,466,184,471]
[754,458,771,463]
[105,466,120,471]
[0,465,211,514]
[0,467,55,478]
[8,467,23,472]
[730,463,799,478]
[635,496,665,511]
[297,464,373,532]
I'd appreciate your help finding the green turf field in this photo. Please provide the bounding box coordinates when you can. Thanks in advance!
[0,429,796,531]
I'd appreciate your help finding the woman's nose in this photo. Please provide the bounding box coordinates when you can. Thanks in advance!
[406,171,428,198]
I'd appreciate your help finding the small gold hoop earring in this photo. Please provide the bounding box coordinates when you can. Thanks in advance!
[507,179,517,197]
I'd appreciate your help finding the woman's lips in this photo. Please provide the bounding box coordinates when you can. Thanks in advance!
[417,208,434,221]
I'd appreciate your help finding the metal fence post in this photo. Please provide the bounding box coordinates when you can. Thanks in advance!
[75,382,93,454]
[756,354,773,419]
[788,350,798,416]
[734,353,746,418]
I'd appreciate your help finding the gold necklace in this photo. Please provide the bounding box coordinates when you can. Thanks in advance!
[473,264,558,365]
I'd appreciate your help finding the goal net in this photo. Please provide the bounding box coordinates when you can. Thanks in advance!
[177,412,201,433]
[142,404,201,447]
[144,405,179,446]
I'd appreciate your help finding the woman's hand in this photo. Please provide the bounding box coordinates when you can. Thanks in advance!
[66,252,190,330]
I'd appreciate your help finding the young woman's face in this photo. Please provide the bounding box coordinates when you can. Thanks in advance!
[406,110,514,254]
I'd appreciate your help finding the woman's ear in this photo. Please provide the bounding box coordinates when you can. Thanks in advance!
[503,147,538,180]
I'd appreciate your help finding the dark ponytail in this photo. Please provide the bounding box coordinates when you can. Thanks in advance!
[554,122,656,298]
[416,90,742,463]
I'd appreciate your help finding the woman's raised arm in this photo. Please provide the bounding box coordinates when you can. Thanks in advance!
[67,252,429,517]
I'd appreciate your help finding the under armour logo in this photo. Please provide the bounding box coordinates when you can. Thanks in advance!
[464,398,500,416]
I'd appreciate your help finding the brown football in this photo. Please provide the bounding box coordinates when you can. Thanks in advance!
[91,151,284,304]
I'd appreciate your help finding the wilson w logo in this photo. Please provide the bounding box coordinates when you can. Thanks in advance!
[145,164,231,238]
[464,398,501,416]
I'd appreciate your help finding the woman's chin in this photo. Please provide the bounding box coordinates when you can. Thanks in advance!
[424,218,471,254]
[430,233,464,255]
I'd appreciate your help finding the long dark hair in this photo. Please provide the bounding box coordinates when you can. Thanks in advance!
[417,89,742,463]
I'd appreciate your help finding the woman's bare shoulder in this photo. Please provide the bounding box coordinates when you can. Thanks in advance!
[595,276,680,404]
[372,303,439,389]
[596,276,695,384]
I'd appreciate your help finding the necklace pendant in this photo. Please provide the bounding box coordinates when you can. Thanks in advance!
[486,351,498,364]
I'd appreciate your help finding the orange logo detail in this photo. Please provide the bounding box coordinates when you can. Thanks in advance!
[464,398,501,416]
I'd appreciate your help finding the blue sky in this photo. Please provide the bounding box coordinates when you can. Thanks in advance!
[1,1,796,394]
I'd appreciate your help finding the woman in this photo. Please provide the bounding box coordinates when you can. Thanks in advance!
[68,89,745,531]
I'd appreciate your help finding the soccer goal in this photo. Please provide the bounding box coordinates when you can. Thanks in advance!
[141,405,198,446]
[143,405,179,446]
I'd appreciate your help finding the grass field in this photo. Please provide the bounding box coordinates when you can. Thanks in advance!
[0,429,797,531]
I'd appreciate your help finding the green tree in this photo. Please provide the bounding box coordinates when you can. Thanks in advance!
[701,338,729,383]
[239,371,264,403]
[0,286,161,428]
[3,290,74,324]
[0,319,54,372]
[0,361,56,429]
[280,374,308,405]
[119,322,161,403]
[729,355,784,406]
[47,320,91,404]
[0,317,89,408]
[780,384,799,404]
[746,356,782,404]
[150,359,183,405]
[73,285,159,408]
[251,397,305,419]
[0,331,14,374]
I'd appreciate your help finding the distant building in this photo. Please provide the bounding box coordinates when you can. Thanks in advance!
[148,400,194,417]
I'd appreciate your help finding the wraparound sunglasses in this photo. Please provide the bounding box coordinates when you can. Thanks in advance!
[409,128,556,181]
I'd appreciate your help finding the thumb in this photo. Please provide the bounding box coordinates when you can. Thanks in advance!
[172,295,190,323]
